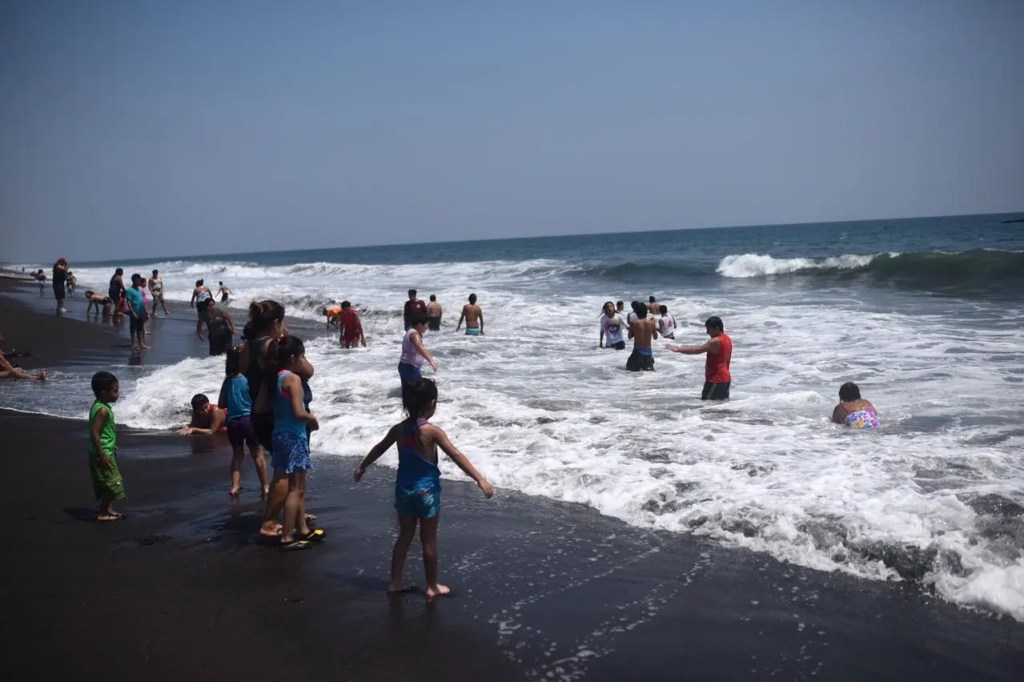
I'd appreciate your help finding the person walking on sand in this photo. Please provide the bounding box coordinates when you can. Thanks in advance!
[123,274,150,351]
[426,295,443,331]
[88,371,126,522]
[200,299,237,356]
[355,378,494,597]
[218,281,232,304]
[456,293,484,335]
[667,316,733,400]
[148,269,169,317]
[403,289,427,331]
[626,303,658,371]
[52,258,69,313]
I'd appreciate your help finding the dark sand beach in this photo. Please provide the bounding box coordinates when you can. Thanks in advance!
[1,280,1022,681]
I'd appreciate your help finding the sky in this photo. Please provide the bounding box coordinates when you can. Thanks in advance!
[1,1,1022,262]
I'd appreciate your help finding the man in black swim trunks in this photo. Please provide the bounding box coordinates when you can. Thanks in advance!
[426,294,443,331]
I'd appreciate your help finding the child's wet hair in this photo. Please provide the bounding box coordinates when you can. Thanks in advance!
[225,346,244,376]
[91,371,118,398]
[403,378,438,417]
[659,304,668,315]
[412,313,430,327]
[265,335,306,379]
[191,394,210,410]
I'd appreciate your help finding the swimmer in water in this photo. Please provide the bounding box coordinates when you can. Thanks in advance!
[831,382,881,429]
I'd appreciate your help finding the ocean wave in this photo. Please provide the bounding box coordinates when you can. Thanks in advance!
[717,250,1024,296]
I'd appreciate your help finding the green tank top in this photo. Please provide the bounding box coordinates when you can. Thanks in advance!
[88,400,117,456]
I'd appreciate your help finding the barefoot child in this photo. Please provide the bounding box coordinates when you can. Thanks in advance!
[217,346,269,497]
[354,378,494,597]
[267,336,323,550]
[88,371,126,521]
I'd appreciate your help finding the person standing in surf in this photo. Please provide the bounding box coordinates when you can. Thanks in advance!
[599,301,627,350]
[398,314,438,403]
[626,302,657,371]
[667,316,732,399]
[338,301,366,348]
[218,281,232,303]
[456,293,484,336]
[403,289,426,331]
[190,279,213,337]
[426,294,443,331]
[52,258,68,313]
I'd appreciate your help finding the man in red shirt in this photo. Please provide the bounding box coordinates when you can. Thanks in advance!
[667,316,732,400]
[338,301,366,348]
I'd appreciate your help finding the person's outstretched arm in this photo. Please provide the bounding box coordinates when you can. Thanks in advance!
[430,426,494,497]
[354,424,401,480]
[456,307,465,330]
[667,338,720,355]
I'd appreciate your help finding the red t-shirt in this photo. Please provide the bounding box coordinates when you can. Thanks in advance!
[705,333,732,383]
[340,309,361,340]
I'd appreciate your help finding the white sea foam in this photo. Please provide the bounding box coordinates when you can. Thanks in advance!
[716,252,881,278]
[8,255,1024,621]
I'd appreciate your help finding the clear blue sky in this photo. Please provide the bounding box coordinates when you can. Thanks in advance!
[2,1,1022,262]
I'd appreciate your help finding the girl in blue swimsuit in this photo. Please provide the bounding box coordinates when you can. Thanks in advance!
[355,379,495,598]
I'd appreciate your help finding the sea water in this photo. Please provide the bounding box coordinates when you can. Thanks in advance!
[7,213,1024,620]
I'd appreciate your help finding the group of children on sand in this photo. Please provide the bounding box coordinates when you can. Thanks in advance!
[87,300,494,597]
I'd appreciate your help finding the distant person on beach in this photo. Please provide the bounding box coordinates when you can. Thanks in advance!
[667,316,733,400]
[338,301,366,348]
[178,393,227,435]
[200,299,237,356]
[831,382,881,429]
[108,268,125,305]
[66,270,77,296]
[218,281,232,303]
[599,301,627,350]
[398,314,438,402]
[52,258,68,313]
[267,336,323,551]
[33,269,46,295]
[217,346,269,497]
[148,270,169,317]
[626,302,658,371]
[403,289,427,331]
[456,293,484,335]
[84,290,113,316]
[426,295,443,331]
[355,378,494,597]
[88,371,126,521]
[0,330,46,381]
[124,274,150,351]
[657,305,677,340]
[616,301,625,315]
[190,279,213,337]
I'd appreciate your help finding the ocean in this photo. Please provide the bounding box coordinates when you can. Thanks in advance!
[6,212,1024,620]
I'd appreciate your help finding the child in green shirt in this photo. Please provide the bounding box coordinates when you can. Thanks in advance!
[89,371,125,521]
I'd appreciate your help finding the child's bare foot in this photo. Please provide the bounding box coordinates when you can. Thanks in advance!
[259,521,282,538]
[140,343,151,350]
[305,512,318,524]
[387,580,416,593]
[425,583,451,599]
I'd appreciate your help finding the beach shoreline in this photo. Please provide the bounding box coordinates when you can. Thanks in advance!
[2,280,1023,681]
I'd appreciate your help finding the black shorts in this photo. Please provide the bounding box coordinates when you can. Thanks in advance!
[626,350,655,372]
[427,316,441,331]
[607,341,625,350]
[197,300,209,316]
[252,412,274,451]
[209,332,232,356]
[53,283,65,301]
[129,315,145,336]
[701,381,730,400]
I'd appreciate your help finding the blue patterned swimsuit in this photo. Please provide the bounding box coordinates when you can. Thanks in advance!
[394,419,442,518]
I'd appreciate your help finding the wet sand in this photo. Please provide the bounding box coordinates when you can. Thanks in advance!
[2,280,1022,681]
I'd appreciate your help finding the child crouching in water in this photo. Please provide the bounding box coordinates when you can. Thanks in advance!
[267,335,323,551]
[354,378,494,598]
[218,346,269,497]
[88,371,126,521]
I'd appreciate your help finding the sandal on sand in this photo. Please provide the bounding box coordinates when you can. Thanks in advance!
[97,512,126,522]
[299,528,325,542]
[279,539,313,552]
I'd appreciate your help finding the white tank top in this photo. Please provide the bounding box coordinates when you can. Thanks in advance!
[400,328,425,367]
